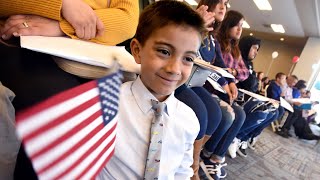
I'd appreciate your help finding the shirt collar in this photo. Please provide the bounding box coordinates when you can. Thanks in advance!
[131,76,176,116]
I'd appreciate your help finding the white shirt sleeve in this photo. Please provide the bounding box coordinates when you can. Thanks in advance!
[174,140,194,179]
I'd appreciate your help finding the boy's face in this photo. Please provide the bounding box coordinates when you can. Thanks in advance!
[277,75,286,86]
[131,24,201,101]
[286,76,298,87]
[248,44,259,60]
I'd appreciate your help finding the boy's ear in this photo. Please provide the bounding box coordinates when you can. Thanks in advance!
[130,38,142,64]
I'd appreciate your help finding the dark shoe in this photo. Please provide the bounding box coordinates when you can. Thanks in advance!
[276,130,289,138]
[236,142,248,157]
[248,137,258,150]
[199,157,227,180]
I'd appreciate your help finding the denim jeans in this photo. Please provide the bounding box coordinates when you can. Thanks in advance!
[203,96,235,160]
[175,85,222,139]
[204,102,246,159]
[238,110,278,141]
[192,87,222,135]
[242,107,282,140]
[236,99,270,141]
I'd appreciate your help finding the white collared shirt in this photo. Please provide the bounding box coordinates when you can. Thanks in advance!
[97,77,199,180]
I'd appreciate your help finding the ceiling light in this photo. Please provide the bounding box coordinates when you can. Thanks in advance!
[185,0,198,6]
[227,3,231,8]
[271,24,285,33]
[250,33,253,36]
[242,21,250,28]
[253,0,272,10]
[280,38,284,41]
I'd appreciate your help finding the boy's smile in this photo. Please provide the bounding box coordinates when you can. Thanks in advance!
[131,24,201,101]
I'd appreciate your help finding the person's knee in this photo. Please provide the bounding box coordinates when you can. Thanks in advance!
[219,100,235,123]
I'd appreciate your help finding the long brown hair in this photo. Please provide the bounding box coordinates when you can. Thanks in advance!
[216,10,244,59]
[197,0,229,33]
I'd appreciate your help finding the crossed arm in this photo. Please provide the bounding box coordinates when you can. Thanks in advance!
[0,0,139,45]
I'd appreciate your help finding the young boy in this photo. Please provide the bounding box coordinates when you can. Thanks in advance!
[97,1,206,179]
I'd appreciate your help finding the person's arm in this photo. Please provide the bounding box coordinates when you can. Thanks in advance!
[0,0,62,20]
[233,56,249,82]
[60,0,139,45]
[1,0,139,45]
[175,140,194,179]
[267,84,281,100]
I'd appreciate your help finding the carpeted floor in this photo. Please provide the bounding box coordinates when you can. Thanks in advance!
[223,126,320,180]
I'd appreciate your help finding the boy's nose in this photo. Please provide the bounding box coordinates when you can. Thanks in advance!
[164,58,181,75]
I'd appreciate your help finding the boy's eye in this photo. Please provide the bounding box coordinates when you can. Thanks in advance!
[184,56,194,63]
[157,49,170,56]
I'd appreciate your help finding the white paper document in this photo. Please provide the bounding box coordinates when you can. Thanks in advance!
[207,77,226,93]
[280,97,294,112]
[20,36,141,74]
[194,58,235,79]
[238,89,270,101]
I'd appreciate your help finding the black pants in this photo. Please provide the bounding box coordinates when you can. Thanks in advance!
[293,115,320,140]
[282,109,302,131]
[0,43,89,179]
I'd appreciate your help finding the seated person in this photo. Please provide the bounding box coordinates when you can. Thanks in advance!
[0,1,139,179]
[98,1,206,179]
[4,1,205,179]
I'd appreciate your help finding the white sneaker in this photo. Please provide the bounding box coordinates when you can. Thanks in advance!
[248,137,258,150]
[228,138,240,158]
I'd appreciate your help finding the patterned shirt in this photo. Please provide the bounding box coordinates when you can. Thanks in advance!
[222,52,249,82]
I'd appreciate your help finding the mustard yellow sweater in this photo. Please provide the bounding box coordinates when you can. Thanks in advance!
[0,0,139,45]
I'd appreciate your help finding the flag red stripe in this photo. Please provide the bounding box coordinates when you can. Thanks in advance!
[17,80,97,122]
[24,96,99,143]
[34,110,102,174]
[52,123,117,180]
[77,137,116,179]
[92,149,115,179]
[30,108,101,160]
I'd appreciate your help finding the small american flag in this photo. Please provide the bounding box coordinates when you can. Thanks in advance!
[16,71,123,180]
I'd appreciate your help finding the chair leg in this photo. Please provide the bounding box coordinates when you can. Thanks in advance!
[271,122,276,132]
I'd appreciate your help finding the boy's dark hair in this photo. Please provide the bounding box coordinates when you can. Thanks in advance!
[295,83,306,90]
[135,0,206,46]
[275,72,285,79]
[290,75,299,81]
[295,80,307,89]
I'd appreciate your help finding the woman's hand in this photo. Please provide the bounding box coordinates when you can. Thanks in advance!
[1,15,64,40]
[229,82,238,101]
[62,0,104,40]
[195,5,215,32]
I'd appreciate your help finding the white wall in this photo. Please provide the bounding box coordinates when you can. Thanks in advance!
[292,37,320,83]
[253,39,302,79]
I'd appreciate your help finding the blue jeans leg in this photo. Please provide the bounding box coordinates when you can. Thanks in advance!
[175,85,208,140]
[236,110,269,140]
[247,109,279,139]
[192,87,222,135]
[204,98,234,155]
[213,103,246,157]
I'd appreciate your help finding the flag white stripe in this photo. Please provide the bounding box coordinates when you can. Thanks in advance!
[61,129,116,180]
[81,140,116,180]
[38,118,117,180]
[26,103,101,155]
[17,88,98,138]
[31,113,101,170]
